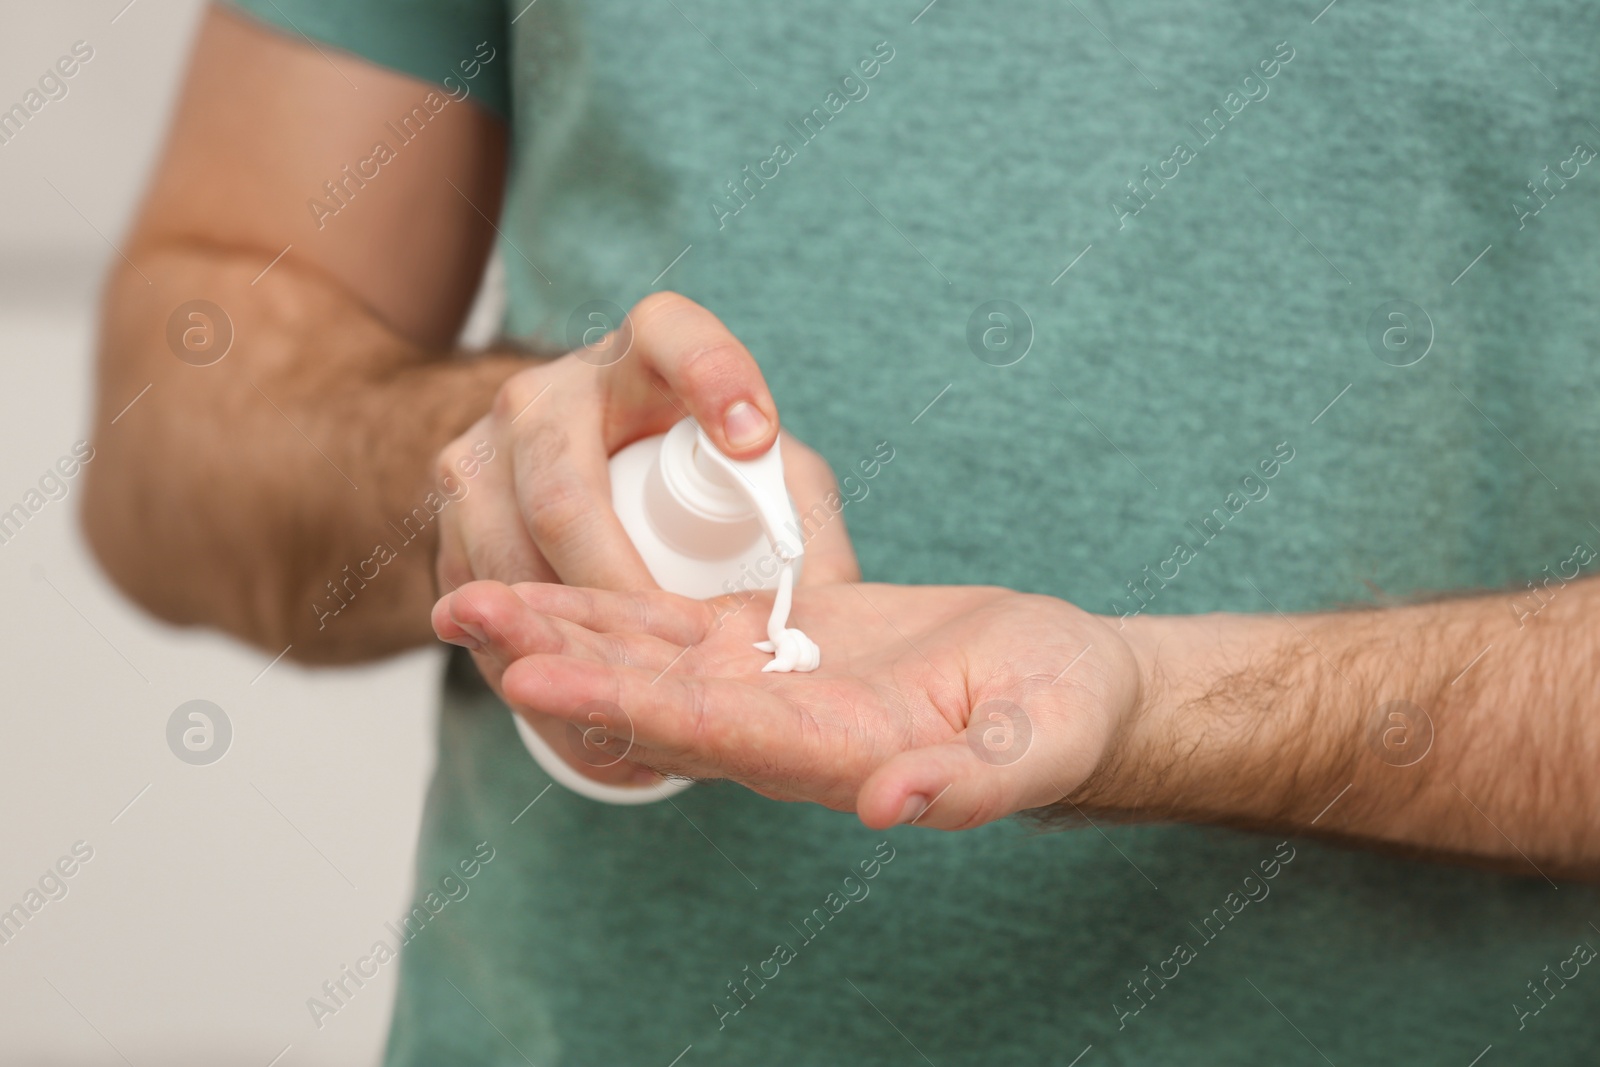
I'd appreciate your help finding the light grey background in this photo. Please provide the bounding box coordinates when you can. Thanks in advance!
[0,3,498,1063]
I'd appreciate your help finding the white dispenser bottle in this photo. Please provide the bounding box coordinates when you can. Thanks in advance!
[512,417,817,804]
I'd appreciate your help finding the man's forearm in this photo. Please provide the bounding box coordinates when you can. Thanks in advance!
[84,247,530,663]
[1088,573,1600,880]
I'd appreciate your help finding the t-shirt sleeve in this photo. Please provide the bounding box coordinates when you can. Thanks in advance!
[225,0,511,121]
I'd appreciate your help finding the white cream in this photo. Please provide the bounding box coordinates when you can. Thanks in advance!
[753,559,820,672]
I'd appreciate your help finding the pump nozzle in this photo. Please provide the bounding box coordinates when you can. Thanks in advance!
[685,420,819,673]
[690,424,803,566]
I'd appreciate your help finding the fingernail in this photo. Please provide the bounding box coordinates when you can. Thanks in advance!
[456,619,489,647]
[895,794,929,826]
[723,401,770,449]
[441,632,483,652]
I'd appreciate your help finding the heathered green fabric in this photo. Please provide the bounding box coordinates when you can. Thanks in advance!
[233,1,1600,1063]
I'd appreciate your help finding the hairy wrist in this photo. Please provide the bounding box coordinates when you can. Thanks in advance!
[1068,610,1340,828]
[278,353,529,660]
[1051,587,1600,877]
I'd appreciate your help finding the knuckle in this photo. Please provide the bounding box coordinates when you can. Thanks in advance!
[431,447,463,487]
[626,590,655,634]
[678,340,750,378]
[521,412,572,460]
[491,369,548,423]
[682,678,714,754]
[521,469,589,543]
[631,289,694,324]
[627,588,659,639]
[596,632,635,668]
[672,342,755,398]
[473,584,521,635]
[467,533,536,584]
[433,426,486,486]
[519,419,571,470]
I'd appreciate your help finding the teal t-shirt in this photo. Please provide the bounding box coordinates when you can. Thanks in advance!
[232,1,1600,1062]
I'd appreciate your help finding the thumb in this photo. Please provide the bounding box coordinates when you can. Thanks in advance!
[608,291,779,459]
[856,699,1067,830]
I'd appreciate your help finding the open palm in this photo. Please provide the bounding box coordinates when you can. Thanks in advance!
[436,579,1142,829]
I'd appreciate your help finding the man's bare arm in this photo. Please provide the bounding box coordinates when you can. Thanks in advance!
[87,6,810,676]
[84,5,527,663]
[423,530,1597,877]
[1103,573,1600,880]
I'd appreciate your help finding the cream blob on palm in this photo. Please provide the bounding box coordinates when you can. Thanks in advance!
[754,560,819,672]
[512,417,819,805]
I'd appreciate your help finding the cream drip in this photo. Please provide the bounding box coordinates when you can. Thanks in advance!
[752,560,820,672]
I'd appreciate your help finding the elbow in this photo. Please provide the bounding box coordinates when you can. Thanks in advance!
[78,440,304,656]
[79,448,181,626]
[80,458,425,667]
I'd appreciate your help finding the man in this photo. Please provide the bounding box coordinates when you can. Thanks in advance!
[86,1,1600,1063]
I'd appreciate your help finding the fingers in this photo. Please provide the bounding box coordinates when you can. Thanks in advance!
[856,689,1096,832]
[433,580,565,658]
[853,741,1041,832]
[499,653,836,789]
[432,414,552,592]
[437,444,552,592]
[780,437,861,585]
[607,291,779,459]
[491,371,659,591]
[433,582,678,789]
[512,707,669,788]
[434,580,690,673]
[507,582,716,646]
[436,293,782,595]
